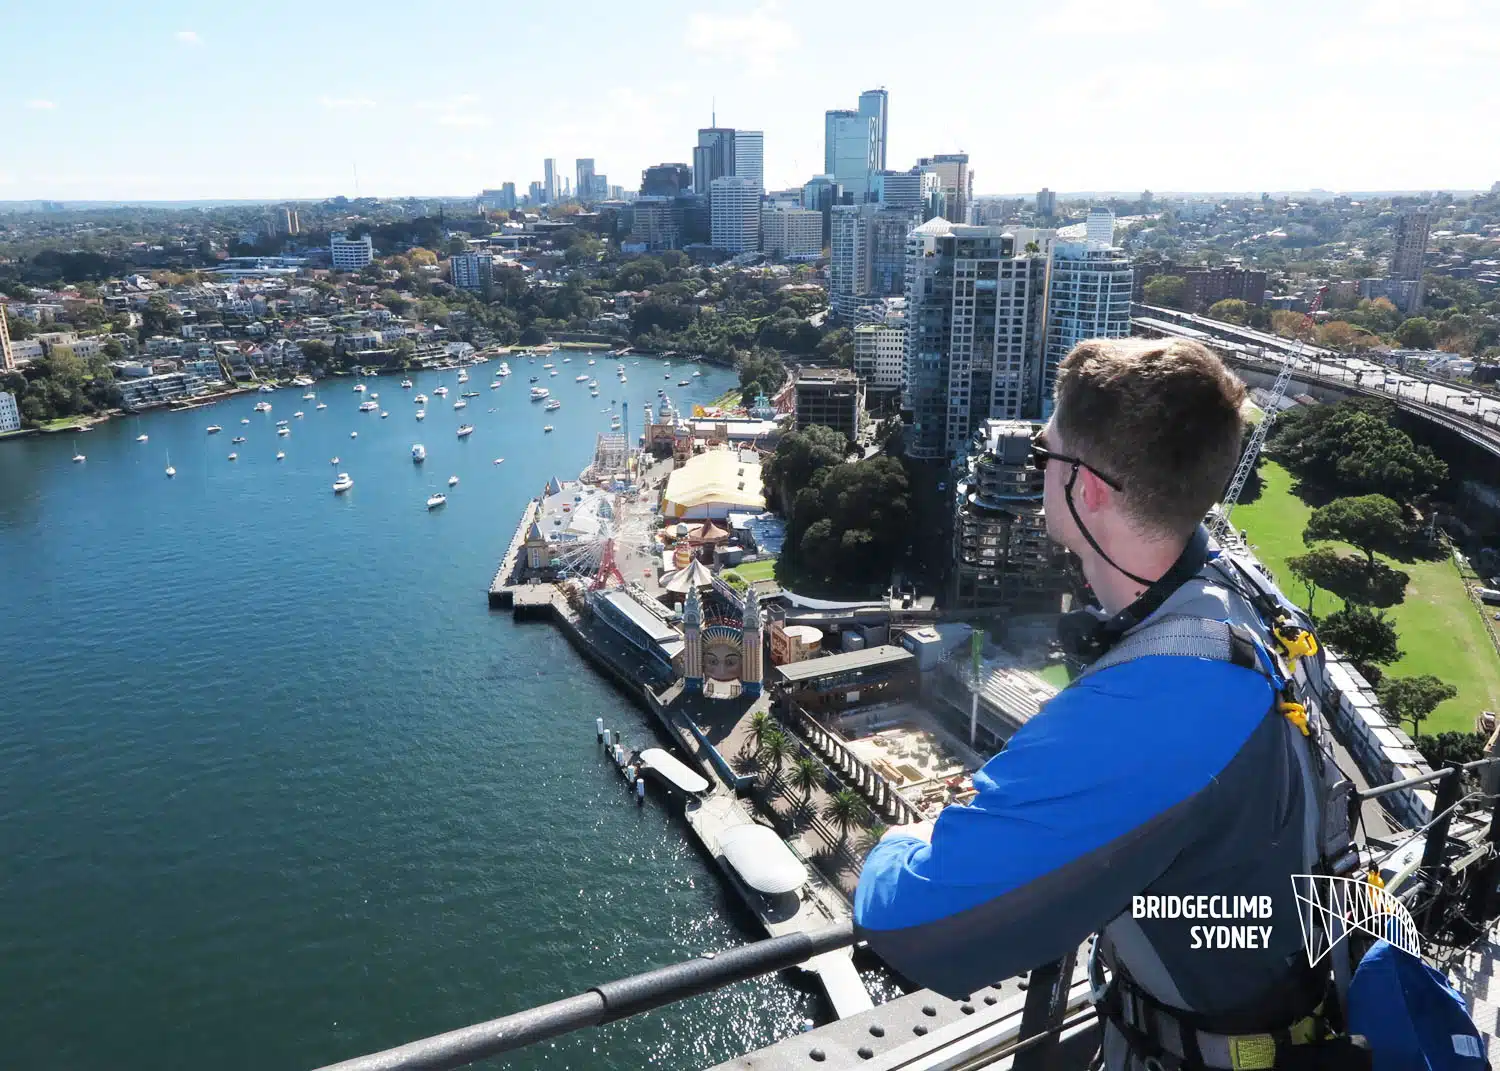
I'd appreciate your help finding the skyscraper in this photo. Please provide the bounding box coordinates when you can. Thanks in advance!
[831,204,919,320]
[642,163,693,198]
[1036,188,1057,217]
[904,222,1048,459]
[693,128,736,194]
[1043,242,1133,416]
[734,131,764,192]
[576,159,596,203]
[876,166,941,219]
[543,159,557,204]
[709,177,760,254]
[1085,207,1116,246]
[1391,205,1430,313]
[0,305,12,372]
[918,154,972,224]
[858,89,888,172]
[827,111,878,200]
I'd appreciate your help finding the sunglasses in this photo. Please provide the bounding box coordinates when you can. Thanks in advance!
[1030,433,1124,492]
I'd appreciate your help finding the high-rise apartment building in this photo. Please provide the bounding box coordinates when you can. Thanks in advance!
[329,232,374,271]
[630,198,679,251]
[1184,265,1269,311]
[528,181,544,204]
[450,253,494,292]
[1085,207,1116,246]
[801,176,841,245]
[760,205,822,260]
[1391,205,1430,313]
[693,128,736,195]
[501,182,516,210]
[709,177,760,253]
[1043,242,1133,415]
[1036,188,1057,217]
[792,367,865,441]
[953,419,1068,610]
[642,163,693,198]
[543,159,557,203]
[918,154,972,225]
[734,131,764,191]
[826,110,878,200]
[853,317,906,393]
[830,204,918,320]
[0,306,12,372]
[576,159,596,203]
[904,221,1048,460]
[858,89,888,172]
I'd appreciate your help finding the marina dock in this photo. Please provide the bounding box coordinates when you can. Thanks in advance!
[488,498,541,608]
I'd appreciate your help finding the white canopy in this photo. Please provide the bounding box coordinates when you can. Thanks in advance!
[638,748,710,795]
[718,823,807,895]
[661,559,715,594]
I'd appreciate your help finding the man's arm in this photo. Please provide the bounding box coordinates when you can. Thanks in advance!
[853,656,1274,998]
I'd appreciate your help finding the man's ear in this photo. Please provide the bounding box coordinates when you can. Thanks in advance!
[1077,466,1112,513]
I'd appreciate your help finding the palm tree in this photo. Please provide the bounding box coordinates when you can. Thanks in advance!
[822,789,870,844]
[759,728,795,784]
[856,822,889,856]
[789,756,823,804]
[745,710,775,756]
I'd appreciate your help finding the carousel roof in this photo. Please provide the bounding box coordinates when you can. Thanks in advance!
[662,558,716,594]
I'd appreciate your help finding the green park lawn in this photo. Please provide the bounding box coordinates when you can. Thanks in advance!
[733,557,777,583]
[1233,461,1500,735]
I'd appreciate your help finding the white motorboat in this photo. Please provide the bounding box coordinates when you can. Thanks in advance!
[350,431,358,438]
[165,452,175,478]
[294,411,304,418]
[530,387,550,401]
[258,384,276,393]
[457,370,469,383]
[136,433,149,442]
[380,411,389,418]
[71,440,85,463]
[587,359,596,366]
[543,425,554,433]
[278,427,290,437]
[562,357,571,363]
[590,389,599,397]
[254,401,272,412]
[576,374,589,382]
[207,424,223,434]
[493,457,505,464]
[426,493,447,509]
[456,425,474,438]
[359,400,378,412]
[497,363,511,377]
[542,363,554,370]
[415,393,428,404]
[490,380,502,389]
[693,370,702,377]
[447,475,459,487]
[678,380,690,386]
[353,384,366,393]
[434,385,449,397]
[549,370,558,377]
[316,402,328,410]
[333,473,354,493]
[401,379,414,389]
[454,400,467,410]
[232,436,246,444]
[331,457,340,465]
[416,410,426,421]
[412,444,426,462]
[545,399,561,411]
[241,418,250,424]
[370,393,379,400]
[227,452,238,460]
[276,419,289,426]
[276,451,285,460]
[304,391,316,399]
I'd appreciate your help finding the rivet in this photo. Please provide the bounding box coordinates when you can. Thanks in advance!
[858,1046,874,1060]
[913,1024,928,1036]
[869,1024,885,1037]
[961,1004,975,1015]
[984,995,998,1005]
[809,1048,826,1062]
[922,1004,937,1017]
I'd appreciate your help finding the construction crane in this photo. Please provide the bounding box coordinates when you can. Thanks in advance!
[1213,284,1329,541]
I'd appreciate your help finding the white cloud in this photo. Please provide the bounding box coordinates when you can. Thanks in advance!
[25,99,57,110]
[319,95,376,110]
[175,30,201,45]
[684,2,800,75]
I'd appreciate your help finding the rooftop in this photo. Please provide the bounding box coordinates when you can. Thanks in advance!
[774,644,915,684]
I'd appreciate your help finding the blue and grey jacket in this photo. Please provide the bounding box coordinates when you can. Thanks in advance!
[854,555,1326,1024]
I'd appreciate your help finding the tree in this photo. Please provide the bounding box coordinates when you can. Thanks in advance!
[1143,275,1186,308]
[759,728,795,782]
[1207,299,1250,324]
[1394,317,1436,350]
[1377,675,1457,740]
[299,339,333,366]
[408,247,438,267]
[746,710,776,756]
[789,755,822,805]
[1318,605,1402,676]
[1303,495,1408,573]
[1415,730,1487,772]
[763,424,848,514]
[1270,399,1447,503]
[1286,547,1344,617]
[822,788,870,843]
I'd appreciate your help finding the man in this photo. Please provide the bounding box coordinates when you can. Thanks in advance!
[854,338,1349,1070]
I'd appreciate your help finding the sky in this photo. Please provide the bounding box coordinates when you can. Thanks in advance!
[4,0,1498,202]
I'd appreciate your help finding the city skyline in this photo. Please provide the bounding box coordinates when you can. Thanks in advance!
[4,0,1497,201]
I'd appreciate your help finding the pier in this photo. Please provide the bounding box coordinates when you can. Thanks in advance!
[487,497,541,608]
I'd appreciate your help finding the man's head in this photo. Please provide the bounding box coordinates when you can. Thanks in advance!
[1040,338,1246,596]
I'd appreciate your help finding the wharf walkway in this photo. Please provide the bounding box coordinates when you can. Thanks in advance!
[488,498,541,608]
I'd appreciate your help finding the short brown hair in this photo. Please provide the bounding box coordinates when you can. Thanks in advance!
[1054,338,1246,537]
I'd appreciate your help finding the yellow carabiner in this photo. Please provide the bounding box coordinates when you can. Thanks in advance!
[1274,624,1319,677]
[1281,700,1310,736]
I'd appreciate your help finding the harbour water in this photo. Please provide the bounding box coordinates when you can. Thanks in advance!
[0,354,870,1070]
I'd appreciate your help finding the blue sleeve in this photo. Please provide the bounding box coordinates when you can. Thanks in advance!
[852,656,1275,997]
